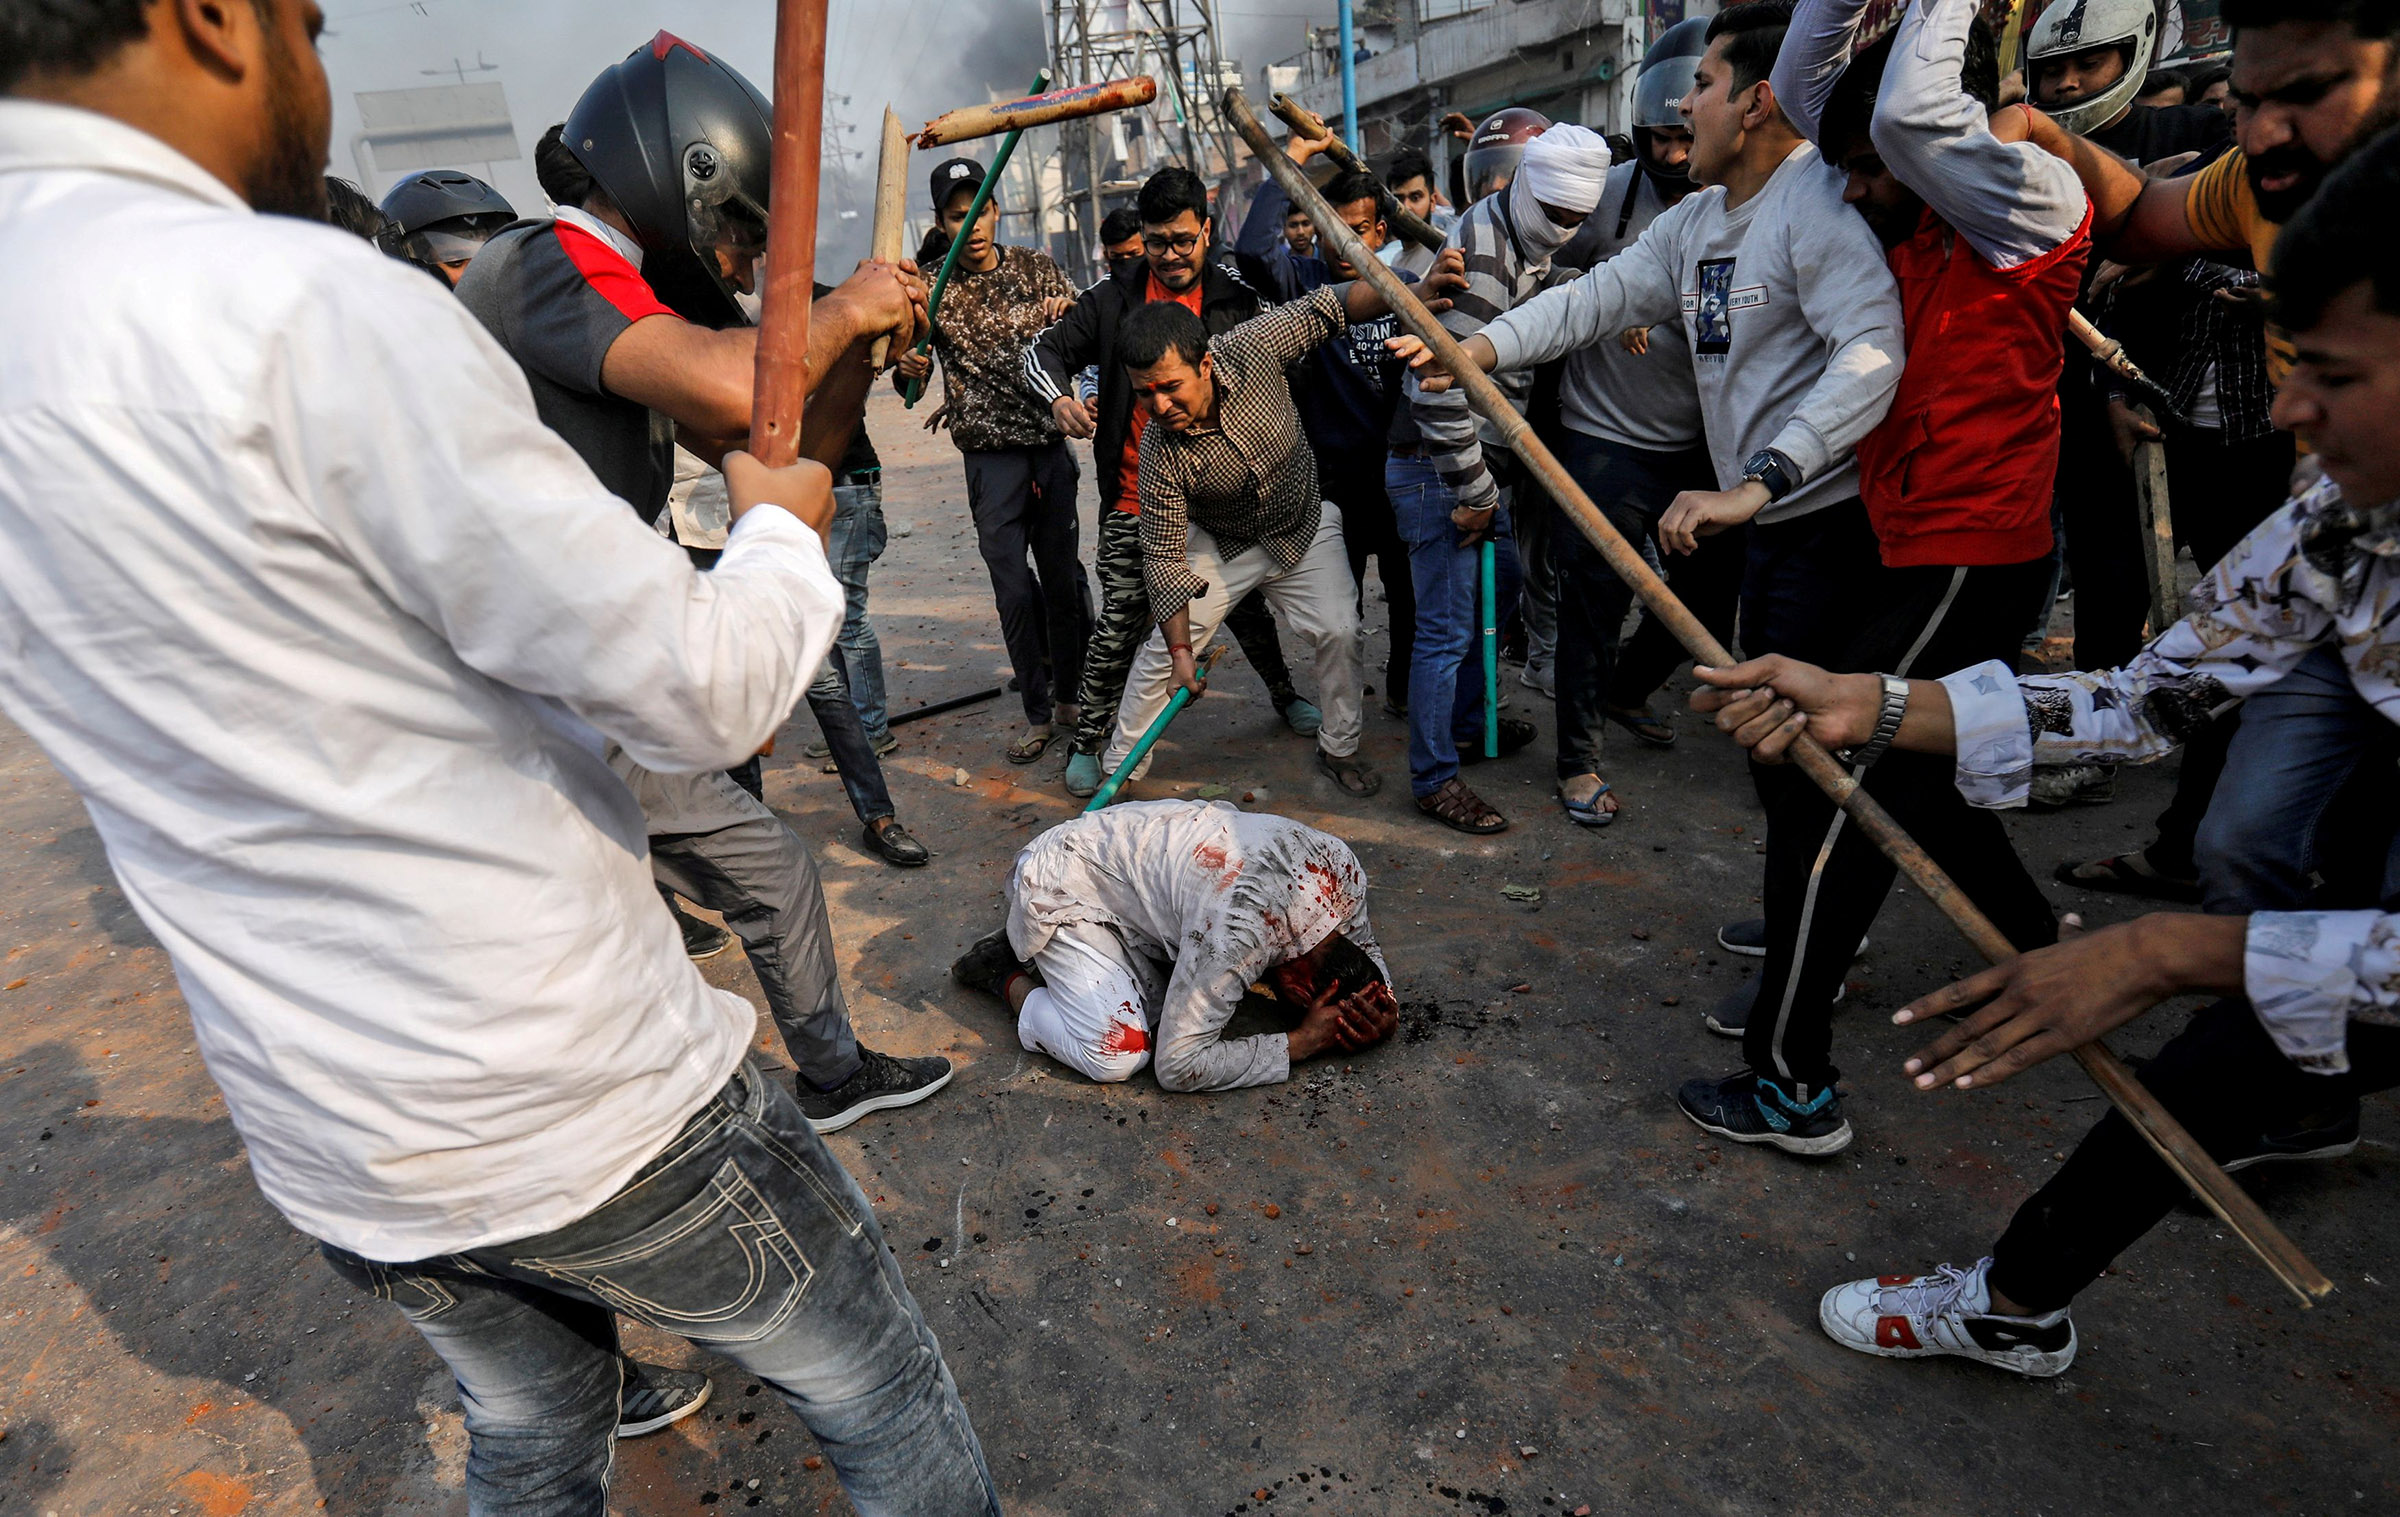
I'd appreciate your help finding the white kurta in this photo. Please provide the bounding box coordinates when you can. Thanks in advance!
[1006,800,1385,1091]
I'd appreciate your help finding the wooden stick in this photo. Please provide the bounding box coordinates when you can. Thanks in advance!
[901,70,1049,408]
[2129,406,2182,637]
[914,76,1159,149]
[1222,83,2334,1308]
[1268,92,1446,253]
[865,106,909,369]
[750,0,829,467]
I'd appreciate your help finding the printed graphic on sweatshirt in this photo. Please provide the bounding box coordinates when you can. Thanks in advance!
[1685,257,1767,357]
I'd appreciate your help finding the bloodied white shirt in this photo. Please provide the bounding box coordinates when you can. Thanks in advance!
[1940,472,2400,1073]
[1005,800,1386,1091]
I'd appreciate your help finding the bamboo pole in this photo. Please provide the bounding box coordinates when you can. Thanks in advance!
[1269,92,1445,253]
[1222,83,2333,1308]
[750,0,830,467]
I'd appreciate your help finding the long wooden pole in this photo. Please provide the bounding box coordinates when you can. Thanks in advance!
[750,0,830,467]
[1269,92,1445,253]
[1222,84,2332,1308]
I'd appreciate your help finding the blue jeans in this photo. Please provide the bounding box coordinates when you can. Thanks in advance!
[814,479,890,743]
[320,1060,997,1517]
[1389,452,1520,799]
[2195,644,2400,913]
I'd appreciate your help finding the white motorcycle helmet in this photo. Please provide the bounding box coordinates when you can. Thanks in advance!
[2025,0,2160,137]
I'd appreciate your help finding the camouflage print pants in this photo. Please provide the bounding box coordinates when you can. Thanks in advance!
[1070,506,1299,755]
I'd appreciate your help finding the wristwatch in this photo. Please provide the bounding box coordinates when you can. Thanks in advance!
[1740,447,1799,503]
[1843,674,1910,769]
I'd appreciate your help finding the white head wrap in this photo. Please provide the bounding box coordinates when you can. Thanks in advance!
[1514,123,1615,217]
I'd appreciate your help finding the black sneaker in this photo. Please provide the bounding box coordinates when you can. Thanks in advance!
[1703,976,1843,1038]
[2223,1102,2363,1173]
[796,1047,954,1134]
[1716,918,1870,960]
[617,1360,711,1437]
[1676,1069,1853,1156]
[671,900,735,961]
[951,928,1028,998]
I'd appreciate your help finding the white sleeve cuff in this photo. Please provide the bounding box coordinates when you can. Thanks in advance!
[2244,910,2389,1076]
[1939,659,2034,809]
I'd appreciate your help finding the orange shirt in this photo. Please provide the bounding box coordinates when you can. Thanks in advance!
[1115,273,1207,514]
[2183,148,2293,387]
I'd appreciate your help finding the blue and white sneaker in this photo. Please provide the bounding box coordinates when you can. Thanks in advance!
[1675,1069,1853,1156]
[1818,1257,2077,1378]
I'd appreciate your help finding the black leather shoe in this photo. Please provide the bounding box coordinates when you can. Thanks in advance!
[864,817,930,867]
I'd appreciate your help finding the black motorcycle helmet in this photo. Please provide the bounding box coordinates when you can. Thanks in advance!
[379,169,515,281]
[562,31,772,328]
[1631,16,1709,191]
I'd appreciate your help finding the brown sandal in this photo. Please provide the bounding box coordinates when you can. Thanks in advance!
[1416,776,1507,834]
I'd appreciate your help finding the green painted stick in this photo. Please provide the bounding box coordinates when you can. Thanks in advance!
[1084,647,1219,812]
[1480,539,1499,759]
[901,69,1048,408]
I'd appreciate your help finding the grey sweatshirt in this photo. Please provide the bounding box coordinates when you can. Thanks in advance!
[1773,0,2086,271]
[1480,142,1905,522]
[1552,161,1704,452]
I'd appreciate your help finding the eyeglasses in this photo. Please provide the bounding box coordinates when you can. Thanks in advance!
[1141,231,1203,256]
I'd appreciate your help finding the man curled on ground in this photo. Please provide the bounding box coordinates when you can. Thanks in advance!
[952,799,1398,1090]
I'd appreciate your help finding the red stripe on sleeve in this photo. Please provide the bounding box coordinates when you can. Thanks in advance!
[552,222,678,325]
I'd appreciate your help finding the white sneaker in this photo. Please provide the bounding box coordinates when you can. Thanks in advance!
[1818,1257,2077,1377]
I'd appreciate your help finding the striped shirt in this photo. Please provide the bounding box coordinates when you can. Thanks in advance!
[1408,189,1569,510]
[1138,285,1349,616]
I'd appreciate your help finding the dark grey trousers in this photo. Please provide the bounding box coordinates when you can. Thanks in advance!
[616,757,859,1090]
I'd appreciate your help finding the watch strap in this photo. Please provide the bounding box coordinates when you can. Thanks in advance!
[1845,674,1910,769]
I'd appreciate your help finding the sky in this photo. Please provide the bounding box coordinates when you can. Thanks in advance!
[320,0,1341,267]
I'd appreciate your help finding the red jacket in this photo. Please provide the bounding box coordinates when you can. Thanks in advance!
[1859,203,2091,568]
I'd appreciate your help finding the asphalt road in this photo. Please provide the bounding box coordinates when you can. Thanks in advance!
[3,388,2393,1516]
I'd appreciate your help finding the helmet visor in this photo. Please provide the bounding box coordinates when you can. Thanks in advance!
[1632,55,1701,128]
[404,224,500,268]
[1462,142,1526,204]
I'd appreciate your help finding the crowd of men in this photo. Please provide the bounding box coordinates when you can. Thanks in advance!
[2,0,2397,1510]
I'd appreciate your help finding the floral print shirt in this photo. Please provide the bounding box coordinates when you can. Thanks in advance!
[1941,472,2400,1073]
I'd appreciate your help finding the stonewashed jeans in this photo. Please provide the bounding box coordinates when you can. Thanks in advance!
[813,477,891,743]
[320,1059,998,1517]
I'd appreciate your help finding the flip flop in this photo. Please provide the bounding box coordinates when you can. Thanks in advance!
[1556,779,1616,828]
[1005,725,1057,765]
[2053,850,2200,904]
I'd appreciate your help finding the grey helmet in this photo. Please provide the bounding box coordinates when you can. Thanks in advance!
[1632,16,1711,129]
[2025,0,2159,137]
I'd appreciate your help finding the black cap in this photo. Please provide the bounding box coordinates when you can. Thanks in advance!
[929,156,986,211]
